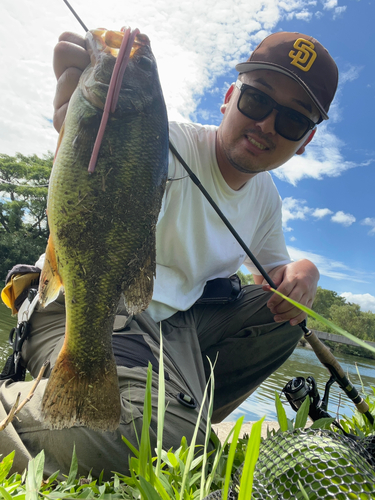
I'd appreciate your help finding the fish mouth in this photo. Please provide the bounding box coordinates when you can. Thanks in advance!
[82,28,150,109]
[87,28,150,66]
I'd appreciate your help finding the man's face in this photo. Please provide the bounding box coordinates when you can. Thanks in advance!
[216,69,320,181]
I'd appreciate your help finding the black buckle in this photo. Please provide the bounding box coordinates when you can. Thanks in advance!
[0,321,31,381]
[196,274,244,305]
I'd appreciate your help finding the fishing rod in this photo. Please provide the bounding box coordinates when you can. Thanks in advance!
[62,0,374,427]
[62,0,88,32]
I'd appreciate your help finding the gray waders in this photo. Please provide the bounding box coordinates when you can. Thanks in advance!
[0,284,301,480]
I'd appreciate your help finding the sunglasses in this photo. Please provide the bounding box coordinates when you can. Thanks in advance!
[235,80,317,142]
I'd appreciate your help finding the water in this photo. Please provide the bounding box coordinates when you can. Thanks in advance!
[230,345,375,422]
[0,302,374,423]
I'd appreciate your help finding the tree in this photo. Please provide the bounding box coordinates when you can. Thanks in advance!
[0,152,53,286]
[311,286,346,317]
[237,270,254,285]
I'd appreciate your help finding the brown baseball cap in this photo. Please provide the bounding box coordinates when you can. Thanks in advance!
[235,32,338,122]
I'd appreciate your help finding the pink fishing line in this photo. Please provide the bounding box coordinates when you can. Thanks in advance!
[88,27,140,174]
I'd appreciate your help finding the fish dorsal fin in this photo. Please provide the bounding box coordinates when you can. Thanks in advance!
[39,236,63,307]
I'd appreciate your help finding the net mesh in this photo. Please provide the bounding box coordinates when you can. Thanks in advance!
[205,429,375,500]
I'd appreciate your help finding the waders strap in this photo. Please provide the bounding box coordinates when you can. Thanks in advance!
[0,290,39,382]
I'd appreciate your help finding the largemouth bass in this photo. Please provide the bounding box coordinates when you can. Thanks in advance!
[39,27,168,431]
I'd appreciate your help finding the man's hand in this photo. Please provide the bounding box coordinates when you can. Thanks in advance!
[53,32,90,133]
[261,259,319,326]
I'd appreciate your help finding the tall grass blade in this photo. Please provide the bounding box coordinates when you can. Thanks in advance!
[121,435,140,458]
[238,417,264,500]
[275,391,288,432]
[355,362,366,395]
[200,358,242,498]
[139,363,154,487]
[199,356,216,499]
[294,395,310,429]
[156,324,166,477]
[0,452,14,483]
[222,416,244,500]
[26,450,45,500]
[66,445,78,485]
[271,288,375,354]
[139,476,164,499]
[297,480,310,499]
[0,486,13,500]
[179,357,213,497]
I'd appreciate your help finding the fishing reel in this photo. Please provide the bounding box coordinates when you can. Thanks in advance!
[282,374,371,444]
[282,375,336,422]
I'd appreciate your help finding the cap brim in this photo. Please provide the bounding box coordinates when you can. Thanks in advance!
[235,61,328,121]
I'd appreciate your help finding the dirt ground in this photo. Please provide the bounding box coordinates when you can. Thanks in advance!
[211,421,280,443]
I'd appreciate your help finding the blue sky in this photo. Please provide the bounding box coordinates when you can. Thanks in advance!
[0,0,374,312]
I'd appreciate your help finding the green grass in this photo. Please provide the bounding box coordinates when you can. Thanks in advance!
[0,361,260,499]
[1,300,375,499]
[1,382,374,499]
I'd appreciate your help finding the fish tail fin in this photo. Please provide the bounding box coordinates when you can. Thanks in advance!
[41,344,121,432]
[39,236,63,307]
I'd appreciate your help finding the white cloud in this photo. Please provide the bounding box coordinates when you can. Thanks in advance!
[282,197,357,231]
[282,197,311,231]
[333,5,347,18]
[312,208,333,219]
[340,292,375,313]
[323,0,338,9]
[331,211,356,227]
[273,124,358,185]
[287,246,369,283]
[286,9,313,21]
[295,10,313,20]
[340,65,361,84]
[362,218,375,235]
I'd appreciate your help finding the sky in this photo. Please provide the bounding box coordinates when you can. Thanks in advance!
[0,0,374,313]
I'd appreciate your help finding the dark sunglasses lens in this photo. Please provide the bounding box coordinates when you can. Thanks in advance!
[239,88,311,141]
[239,89,271,121]
[276,109,310,141]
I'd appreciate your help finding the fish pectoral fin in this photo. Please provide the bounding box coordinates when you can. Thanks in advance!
[54,121,65,160]
[123,252,155,315]
[38,236,63,307]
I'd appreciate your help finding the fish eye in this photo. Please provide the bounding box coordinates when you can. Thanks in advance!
[136,56,153,71]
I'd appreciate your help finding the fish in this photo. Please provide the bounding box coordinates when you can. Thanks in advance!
[38,27,168,431]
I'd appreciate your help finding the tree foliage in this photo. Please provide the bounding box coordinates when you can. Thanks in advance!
[237,270,255,286]
[0,152,52,285]
[308,286,375,359]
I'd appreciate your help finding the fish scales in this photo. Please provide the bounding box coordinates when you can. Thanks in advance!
[39,29,168,431]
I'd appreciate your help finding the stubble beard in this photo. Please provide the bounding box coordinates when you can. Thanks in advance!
[221,127,276,175]
[221,141,265,175]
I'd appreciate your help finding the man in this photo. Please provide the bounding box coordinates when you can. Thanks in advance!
[0,31,338,479]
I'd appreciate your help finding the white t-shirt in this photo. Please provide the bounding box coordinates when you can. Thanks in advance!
[147,121,291,322]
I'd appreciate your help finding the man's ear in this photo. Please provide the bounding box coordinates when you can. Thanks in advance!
[220,83,236,114]
[295,128,316,155]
